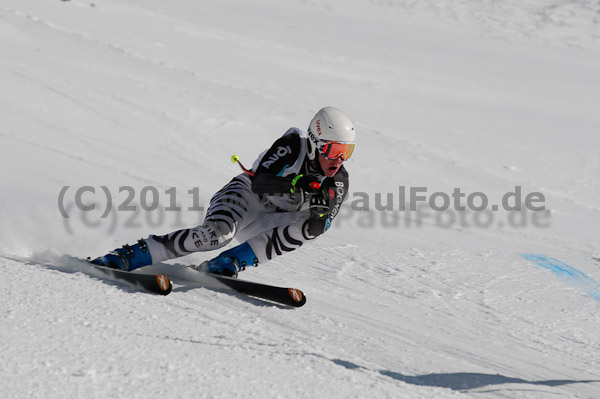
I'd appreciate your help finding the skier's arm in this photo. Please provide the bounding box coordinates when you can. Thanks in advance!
[251,133,319,194]
[251,174,293,194]
[305,167,349,237]
[252,174,321,195]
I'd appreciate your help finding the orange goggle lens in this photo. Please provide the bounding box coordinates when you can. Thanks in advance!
[318,141,355,160]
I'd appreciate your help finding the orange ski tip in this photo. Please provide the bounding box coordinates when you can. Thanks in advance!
[288,288,303,303]
[156,275,172,293]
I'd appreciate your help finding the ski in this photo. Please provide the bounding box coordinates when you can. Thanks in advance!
[188,270,306,307]
[215,274,306,307]
[89,263,173,296]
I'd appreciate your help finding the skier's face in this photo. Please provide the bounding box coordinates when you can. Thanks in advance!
[318,153,344,177]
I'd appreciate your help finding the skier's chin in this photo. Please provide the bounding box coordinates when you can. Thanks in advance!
[324,166,339,177]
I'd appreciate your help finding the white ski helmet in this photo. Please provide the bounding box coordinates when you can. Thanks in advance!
[307,106,356,161]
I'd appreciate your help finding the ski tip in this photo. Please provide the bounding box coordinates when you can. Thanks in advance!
[156,275,173,295]
[287,288,306,307]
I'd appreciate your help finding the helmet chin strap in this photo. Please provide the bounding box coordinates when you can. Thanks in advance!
[308,154,325,176]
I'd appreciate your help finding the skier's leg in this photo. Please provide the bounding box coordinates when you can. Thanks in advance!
[90,175,260,271]
[146,174,261,260]
[245,213,318,264]
[197,211,320,277]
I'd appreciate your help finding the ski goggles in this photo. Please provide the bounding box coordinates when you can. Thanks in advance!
[317,140,355,160]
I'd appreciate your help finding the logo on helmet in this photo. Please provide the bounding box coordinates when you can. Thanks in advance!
[308,128,320,147]
[316,119,322,136]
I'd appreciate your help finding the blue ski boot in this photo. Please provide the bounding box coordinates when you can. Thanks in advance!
[196,242,258,278]
[90,239,153,271]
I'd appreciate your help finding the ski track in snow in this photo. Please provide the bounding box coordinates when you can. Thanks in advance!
[1,0,600,398]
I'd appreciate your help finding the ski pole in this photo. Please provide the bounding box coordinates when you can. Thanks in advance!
[231,155,255,176]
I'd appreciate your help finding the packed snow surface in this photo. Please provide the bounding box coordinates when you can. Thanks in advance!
[1,0,599,398]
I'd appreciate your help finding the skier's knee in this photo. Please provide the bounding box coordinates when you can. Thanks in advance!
[305,217,330,238]
[198,220,236,248]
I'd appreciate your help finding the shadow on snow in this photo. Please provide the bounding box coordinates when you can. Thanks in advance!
[332,359,600,391]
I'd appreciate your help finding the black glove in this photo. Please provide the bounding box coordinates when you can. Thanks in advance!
[291,174,321,194]
[309,189,331,219]
[305,190,332,236]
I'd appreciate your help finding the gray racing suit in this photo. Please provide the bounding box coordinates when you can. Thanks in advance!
[144,127,349,265]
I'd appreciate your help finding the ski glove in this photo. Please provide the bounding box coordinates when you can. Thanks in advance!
[291,174,321,194]
[305,189,332,237]
[309,189,331,219]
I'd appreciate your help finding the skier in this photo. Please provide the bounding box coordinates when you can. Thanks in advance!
[90,106,355,277]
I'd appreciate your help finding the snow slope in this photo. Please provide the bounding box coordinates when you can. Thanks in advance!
[1,0,600,398]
